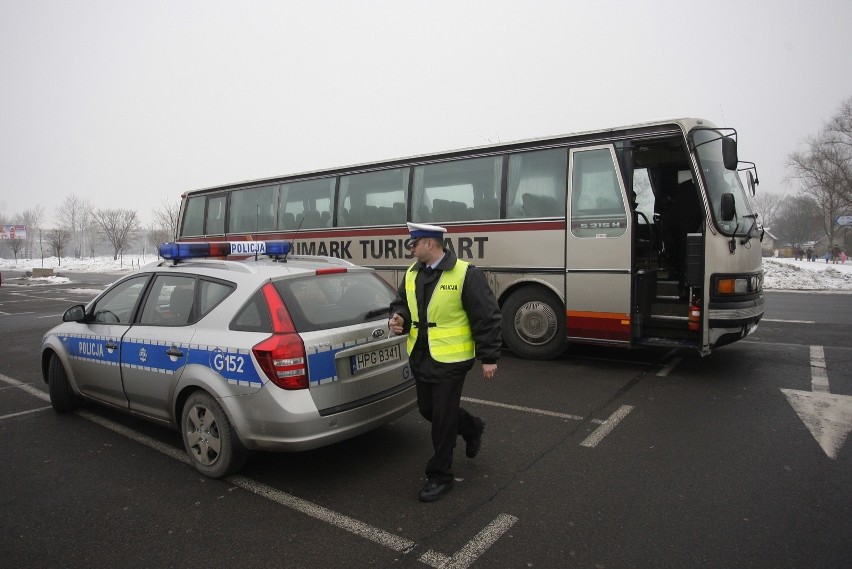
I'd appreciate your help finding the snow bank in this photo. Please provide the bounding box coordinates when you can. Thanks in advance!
[2,254,852,292]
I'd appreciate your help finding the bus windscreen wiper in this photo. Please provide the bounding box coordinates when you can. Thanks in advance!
[741,213,759,244]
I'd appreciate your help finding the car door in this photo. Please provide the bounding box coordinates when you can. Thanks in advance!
[120,274,198,421]
[65,274,151,408]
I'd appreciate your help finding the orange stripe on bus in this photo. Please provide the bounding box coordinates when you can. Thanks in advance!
[567,311,630,322]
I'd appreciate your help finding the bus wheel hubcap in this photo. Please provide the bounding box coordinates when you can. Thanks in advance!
[514,301,557,345]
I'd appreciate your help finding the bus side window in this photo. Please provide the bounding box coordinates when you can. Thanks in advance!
[412,157,501,223]
[230,185,277,233]
[506,148,567,219]
[338,169,409,227]
[181,196,206,237]
[278,178,335,231]
[570,148,627,238]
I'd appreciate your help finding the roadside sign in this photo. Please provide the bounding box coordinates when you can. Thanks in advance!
[0,225,27,239]
[836,215,852,226]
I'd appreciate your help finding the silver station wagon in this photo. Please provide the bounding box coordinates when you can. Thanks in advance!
[41,240,414,478]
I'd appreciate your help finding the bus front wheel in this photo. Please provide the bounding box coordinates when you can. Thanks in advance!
[502,287,566,360]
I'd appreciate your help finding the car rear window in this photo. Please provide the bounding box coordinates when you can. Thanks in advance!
[274,271,396,333]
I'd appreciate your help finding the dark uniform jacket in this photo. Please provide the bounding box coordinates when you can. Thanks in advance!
[390,248,502,383]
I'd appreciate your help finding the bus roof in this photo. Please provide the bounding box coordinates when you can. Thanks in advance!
[183,117,716,196]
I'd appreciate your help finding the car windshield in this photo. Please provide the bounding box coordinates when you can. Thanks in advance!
[274,271,397,332]
[692,128,755,236]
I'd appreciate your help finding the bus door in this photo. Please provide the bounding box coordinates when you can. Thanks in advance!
[565,146,632,345]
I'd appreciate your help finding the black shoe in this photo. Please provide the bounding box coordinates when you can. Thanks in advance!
[419,480,453,502]
[466,419,485,458]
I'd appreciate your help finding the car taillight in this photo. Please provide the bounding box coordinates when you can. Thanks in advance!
[252,283,308,390]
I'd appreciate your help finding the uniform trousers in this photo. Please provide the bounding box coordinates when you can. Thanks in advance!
[415,373,482,484]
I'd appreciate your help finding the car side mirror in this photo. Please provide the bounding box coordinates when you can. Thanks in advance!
[63,305,87,323]
[720,193,736,222]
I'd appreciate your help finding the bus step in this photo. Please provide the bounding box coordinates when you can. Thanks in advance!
[635,336,699,349]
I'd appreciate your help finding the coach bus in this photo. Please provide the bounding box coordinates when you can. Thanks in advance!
[176,118,764,359]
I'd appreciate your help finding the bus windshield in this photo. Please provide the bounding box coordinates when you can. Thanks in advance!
[692,128,754,236]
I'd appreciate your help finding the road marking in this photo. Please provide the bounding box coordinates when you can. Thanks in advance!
[0,373,49,399]
[809,345,830,392]
[419,513,518,569]
[762,318,815,324]
[230,476,416,553]
[656,357,683,377]
[0,406,52,421]
[0,371,517,566]
[580,405,634,448]
[462,396,598,423]
[780,345,852,460]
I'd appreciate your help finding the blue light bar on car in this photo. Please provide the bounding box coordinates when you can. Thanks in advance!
[159,240,292,260]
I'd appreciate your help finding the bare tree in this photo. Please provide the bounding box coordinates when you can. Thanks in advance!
[774,194,822,247]
[56,194,93,258]
[46,228,71,265]
[788,97,852,251]
[823,96,852,207]
[152,199,181,240]
[147,224,172,257]
[748,191,785,229]
[90,208,141,261]
[14,206,44,259]
[5,238,25,262]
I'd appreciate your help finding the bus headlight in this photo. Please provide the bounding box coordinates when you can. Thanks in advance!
[716,278,748,294]
[714,273,762,296]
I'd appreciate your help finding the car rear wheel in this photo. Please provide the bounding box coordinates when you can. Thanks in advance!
[181,390,247,478]
[48,353,78,412]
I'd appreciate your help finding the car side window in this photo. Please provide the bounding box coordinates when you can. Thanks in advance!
[92,275,150,324]
[199,279,235,317]
[139,275,197,326]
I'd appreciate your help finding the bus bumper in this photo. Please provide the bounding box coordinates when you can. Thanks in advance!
[707,295,765,349]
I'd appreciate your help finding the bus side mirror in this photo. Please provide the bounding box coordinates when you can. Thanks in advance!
[720,193,736,222]
[722,137,738,171]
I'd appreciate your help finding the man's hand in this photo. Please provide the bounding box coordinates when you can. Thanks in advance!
[482,363,497,380]
[388,313,405,335]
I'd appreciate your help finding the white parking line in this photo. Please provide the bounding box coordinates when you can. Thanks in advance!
[0,406,52,421]
[656,357,683,377]
[763,318,816,324]
[580,405,635,448]
[462,396,596,423]
[419,513,518,569]
[810,345,830,393]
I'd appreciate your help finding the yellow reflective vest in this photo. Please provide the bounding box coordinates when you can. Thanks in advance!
[404,261,476,363]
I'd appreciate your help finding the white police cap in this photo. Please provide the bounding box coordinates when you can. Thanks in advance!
[406,222,447,239]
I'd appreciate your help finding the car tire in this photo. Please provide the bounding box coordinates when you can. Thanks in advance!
[181,390,247,478]
[48,353,78,413]
[502,286,567,360]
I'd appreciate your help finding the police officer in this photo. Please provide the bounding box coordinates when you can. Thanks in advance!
[389,222,502,502]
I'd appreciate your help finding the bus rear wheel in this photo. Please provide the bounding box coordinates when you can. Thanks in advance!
[502,287,566,360]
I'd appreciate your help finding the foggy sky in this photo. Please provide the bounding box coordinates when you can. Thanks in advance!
[2,0,851,227]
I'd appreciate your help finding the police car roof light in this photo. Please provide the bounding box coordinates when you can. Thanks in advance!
[159,240,292,261]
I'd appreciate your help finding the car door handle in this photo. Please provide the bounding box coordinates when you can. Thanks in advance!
[105,341,118,350]
[166,346,184,357]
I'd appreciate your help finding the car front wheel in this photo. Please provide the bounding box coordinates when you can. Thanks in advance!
[48,353,78,412]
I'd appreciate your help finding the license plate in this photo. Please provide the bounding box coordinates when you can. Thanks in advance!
[351,344,401,374]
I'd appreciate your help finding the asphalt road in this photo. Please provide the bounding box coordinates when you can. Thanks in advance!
[1,275,850,568]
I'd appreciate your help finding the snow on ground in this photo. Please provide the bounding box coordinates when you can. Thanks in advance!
[2,254,852,292]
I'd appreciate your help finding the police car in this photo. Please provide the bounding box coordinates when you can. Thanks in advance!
[41,240,414,478]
